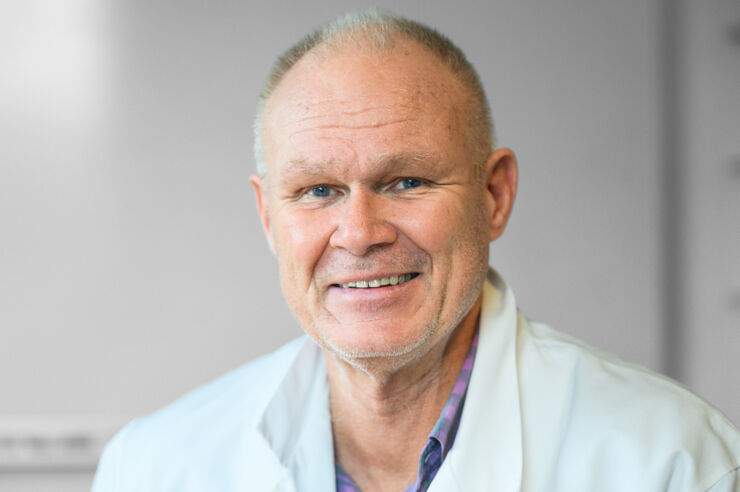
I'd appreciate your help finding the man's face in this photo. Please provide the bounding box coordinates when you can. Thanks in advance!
[252,41,503,366]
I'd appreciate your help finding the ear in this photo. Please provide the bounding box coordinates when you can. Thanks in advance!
[249,174,277,255]
[482,148,518,242]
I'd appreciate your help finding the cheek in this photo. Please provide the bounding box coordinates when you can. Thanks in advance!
[273,208,334,286]
[394,196,474,255]
[392,193,489,293]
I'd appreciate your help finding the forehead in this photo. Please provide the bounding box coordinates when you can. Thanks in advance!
[262,40,469,173]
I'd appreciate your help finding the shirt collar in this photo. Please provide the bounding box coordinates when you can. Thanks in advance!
[429,326,479,458]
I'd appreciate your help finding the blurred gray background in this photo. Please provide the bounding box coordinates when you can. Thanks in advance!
[1,0,738,490]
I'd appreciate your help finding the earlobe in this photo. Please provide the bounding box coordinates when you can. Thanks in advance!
[483,148,518,242]
[249,174,277,255]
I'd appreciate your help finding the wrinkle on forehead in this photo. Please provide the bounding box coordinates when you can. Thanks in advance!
[289,118,414,136]
[277,151,437,183]
[288,102,418,121]
[273,92,426,124]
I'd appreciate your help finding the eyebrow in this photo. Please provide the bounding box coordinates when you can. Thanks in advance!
[279,152,439,180]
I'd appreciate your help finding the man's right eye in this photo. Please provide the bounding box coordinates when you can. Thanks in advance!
[308,185,332,197]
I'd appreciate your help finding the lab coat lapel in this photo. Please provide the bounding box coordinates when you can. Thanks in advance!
[432,269,524,491]
[248,338,335,491]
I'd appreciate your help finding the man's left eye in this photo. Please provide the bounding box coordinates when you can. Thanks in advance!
[394,178,424,190]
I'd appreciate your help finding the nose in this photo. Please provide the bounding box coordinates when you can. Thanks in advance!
[329,189,397,256]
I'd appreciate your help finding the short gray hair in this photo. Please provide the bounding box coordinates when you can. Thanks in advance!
[253,10,495,176]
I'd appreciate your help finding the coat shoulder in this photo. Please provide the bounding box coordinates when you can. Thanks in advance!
[92,336,309,491]
[519,318,740,489]
[522,319,733,426]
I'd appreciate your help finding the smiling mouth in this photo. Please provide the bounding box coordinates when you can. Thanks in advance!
[333,273,420,289]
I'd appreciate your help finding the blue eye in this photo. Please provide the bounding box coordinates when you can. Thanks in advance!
[308,185,332,197]
[397,178,423,190]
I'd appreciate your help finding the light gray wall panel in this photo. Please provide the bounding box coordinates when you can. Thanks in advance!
[683,0,740,424]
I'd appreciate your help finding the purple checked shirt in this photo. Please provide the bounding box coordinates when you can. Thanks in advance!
[335,328,479,492]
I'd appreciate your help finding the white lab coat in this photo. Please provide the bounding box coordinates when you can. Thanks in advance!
[93,269,740,491]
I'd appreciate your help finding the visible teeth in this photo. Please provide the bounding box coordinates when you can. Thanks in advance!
[340,273,416,289]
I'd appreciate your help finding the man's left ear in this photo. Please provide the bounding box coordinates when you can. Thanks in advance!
[483,147,518,242]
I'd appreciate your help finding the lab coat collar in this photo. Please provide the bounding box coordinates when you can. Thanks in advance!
[245,338,335,491]
[431,268,524,491]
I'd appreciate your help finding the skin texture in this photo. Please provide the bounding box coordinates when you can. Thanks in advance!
[251,39,517,491]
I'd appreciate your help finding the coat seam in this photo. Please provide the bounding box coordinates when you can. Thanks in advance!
[705,466,740,491]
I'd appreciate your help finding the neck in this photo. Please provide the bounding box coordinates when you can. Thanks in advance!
[325,296,481,492]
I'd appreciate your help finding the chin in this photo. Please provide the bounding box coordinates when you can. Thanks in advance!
[319,326,434,367]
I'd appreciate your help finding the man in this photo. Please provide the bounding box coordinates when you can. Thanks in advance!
[93,11,740,492]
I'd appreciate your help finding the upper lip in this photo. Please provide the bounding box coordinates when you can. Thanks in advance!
[328,272,418,286]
